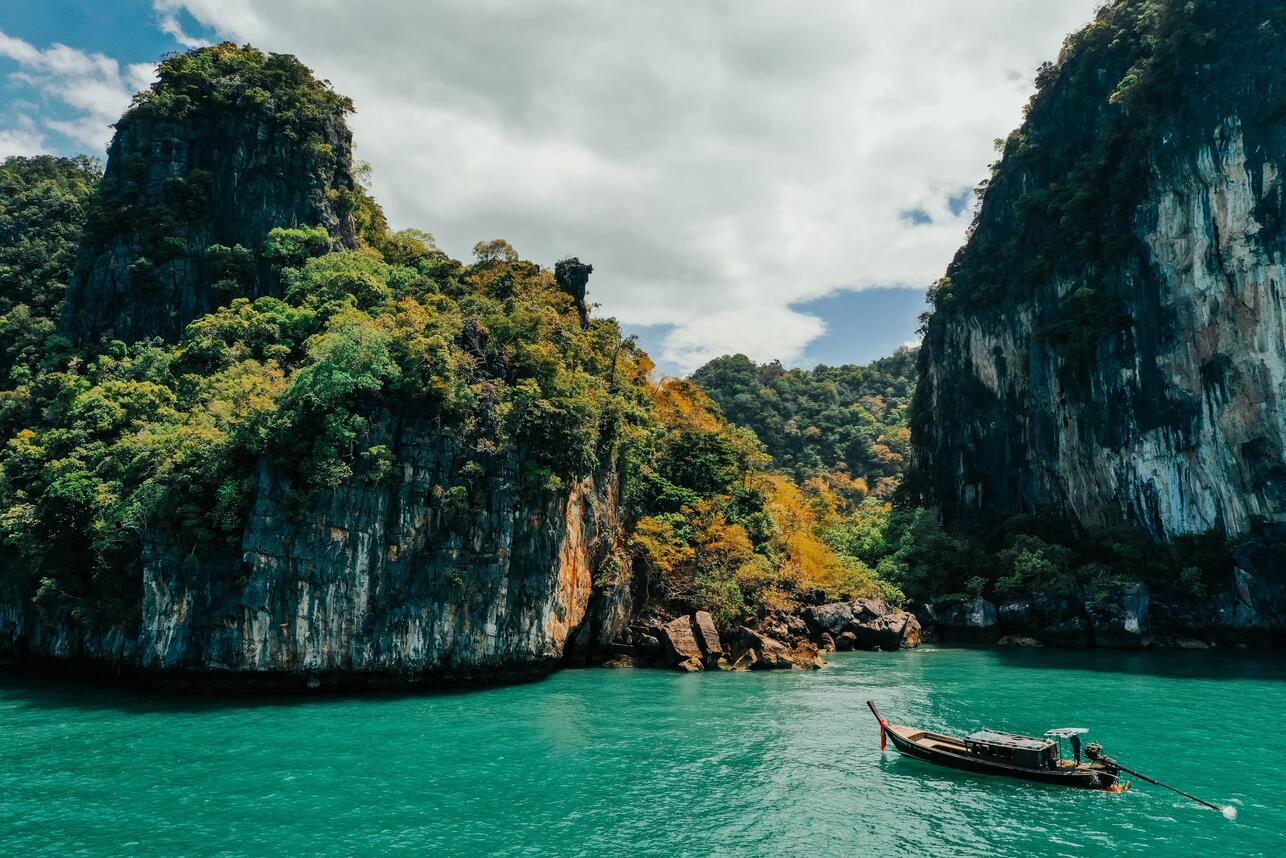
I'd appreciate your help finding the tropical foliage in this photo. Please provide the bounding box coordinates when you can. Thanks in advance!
[124,41,354,131]
[690,348,916,498]
[0,155,99,380]
[626,380,900,625]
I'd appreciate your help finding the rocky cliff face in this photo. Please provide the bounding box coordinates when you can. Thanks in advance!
[1,411,624,688]
[59,45,360,345]
[914,1,1286,569]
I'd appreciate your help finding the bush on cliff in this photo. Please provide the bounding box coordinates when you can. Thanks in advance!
[125,42,354,134]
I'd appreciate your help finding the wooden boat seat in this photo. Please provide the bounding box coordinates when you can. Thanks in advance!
[899,728,971,755]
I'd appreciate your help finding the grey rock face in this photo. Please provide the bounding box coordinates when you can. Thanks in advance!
[934,597,1001,643]
[912,7,1285,592]
[1,414,622,687]
[916,116,1286,541]
[913,6,1286,641]
[802,598,921,650]
[60,107,358,345]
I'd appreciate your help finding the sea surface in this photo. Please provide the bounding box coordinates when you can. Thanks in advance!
[2,647,1283,857]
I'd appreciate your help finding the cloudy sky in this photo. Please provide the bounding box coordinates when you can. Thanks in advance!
[0,0,1099,373]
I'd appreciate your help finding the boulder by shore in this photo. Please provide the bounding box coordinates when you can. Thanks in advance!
[605,598,922,673]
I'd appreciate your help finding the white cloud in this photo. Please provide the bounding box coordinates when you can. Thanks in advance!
[0,30,156,151]
[152,0,213,49]
[127,63,159,92]
[0,32,40,65]
[0,115,46,159]
[148,2,1098,371]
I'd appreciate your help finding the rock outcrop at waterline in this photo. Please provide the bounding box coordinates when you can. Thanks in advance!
[600,599,921,672]
[919,566,1286,649]
[0,420,624,689]
[912,2,1285,584]
[803,598,922,651]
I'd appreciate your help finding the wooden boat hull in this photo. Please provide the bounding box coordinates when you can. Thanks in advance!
[884,724,1120,789]
[867,701,1120,791]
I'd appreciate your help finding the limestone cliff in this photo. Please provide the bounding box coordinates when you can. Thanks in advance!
[913,0,1286,575]
[3,418,619,687]
[59,44,360,345]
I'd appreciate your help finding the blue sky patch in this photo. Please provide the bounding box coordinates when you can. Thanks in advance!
[900,208,932,226]
[948,186,974,217]
[790,288,926,368]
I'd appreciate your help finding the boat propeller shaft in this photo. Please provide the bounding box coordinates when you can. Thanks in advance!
[1085,745,1236,819]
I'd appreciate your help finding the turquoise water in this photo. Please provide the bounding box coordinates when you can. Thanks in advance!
[2,648,1283,856]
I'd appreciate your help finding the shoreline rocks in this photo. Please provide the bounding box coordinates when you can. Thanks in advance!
[727,627,825,671]
[921,575,1285,650]
[633,611,728,672]
[803,598,922,652]
[656,615,706,671]
[615,597,925,673]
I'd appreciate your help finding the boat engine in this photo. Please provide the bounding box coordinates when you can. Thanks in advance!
[1084,743,1117,767]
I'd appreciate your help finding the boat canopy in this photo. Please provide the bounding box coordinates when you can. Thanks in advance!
[1044,728,1089,738]
[966,730,1053,750]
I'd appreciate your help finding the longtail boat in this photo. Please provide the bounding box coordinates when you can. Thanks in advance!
[866,700,1126,791]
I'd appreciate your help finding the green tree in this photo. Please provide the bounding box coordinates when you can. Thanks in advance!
[0,156,100,379]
